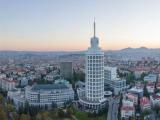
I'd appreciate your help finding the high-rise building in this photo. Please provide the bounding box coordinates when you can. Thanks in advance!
[60,62,73,80]
[78,21,106,111]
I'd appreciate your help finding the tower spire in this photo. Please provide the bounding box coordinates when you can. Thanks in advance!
[94,19,96,37]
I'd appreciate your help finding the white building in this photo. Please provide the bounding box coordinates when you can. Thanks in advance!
[78,21,106,111]
[0,78,17,91]
[150,93,160,107]
[104,66,117,83]
[146,82,155,93]
[8,80,74,108]
[104,66,126,95]
[0,74,6,79]
[128,87,144,98]
[8,89,25,108]
[144,74,157,82]
[122,99,134,107]
[25,81,74,107]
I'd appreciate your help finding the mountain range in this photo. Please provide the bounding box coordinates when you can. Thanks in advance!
[0,47,160,60]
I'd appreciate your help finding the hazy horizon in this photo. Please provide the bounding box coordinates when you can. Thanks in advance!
[0,46,160,52]
[1,0,160,51]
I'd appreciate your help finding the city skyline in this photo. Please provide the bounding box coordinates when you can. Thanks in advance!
[1,0,160,51]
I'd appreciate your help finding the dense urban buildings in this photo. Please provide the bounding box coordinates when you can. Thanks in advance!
[8,79,74,108]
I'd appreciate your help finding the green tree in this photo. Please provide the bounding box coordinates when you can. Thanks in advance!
[143,85,149,98]
[0,94,3,104]
[12,111,19,120]
[126,72,135,84]
[41,111,52,120]
[58,109,65,118]
[36,113,42,120]
[19,114,30,120]
[7,103,14,112]
[118,94,123,120]
[0,108,7,120]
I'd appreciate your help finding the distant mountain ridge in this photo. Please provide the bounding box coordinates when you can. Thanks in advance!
[105,47,160,60]
[0,47,160,60]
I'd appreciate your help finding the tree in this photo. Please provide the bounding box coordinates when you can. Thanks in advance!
[36,113,42,120]
[24,101,29,114]
[140,72,148,80]
[143,85,149,98]
[0,94,3,104]
[7,103,14,112]
[12,111,19,120]
[41,111,52,120]
[0,108,7,120]
[118,94,123,120]
[19,114,30,120]
[126,72,135,84]
[58,109,65,118]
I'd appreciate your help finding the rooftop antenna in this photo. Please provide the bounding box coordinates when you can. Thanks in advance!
[94,18,96,37]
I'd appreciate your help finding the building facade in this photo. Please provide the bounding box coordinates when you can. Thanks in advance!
[60,62,73,80]
[78,21,106,111]
[0,78,17,91]
[25,80,74,107]
[8,80,74,108]
[104,66,126,95]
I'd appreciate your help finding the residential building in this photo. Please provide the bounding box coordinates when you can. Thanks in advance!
[125,93,138,105]
[128,86,144,98]
[122,99,134,107]
[156,82,160,90]
[104,66,126,95]
[144,74,157,82]
[7,89,25,108]
[121,106,135,119]
[0,78,17,91]
[150,93,160,107]
[146,82,155,93]
[140,97,151,111]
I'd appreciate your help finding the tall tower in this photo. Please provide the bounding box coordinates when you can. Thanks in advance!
[85,21,104,102]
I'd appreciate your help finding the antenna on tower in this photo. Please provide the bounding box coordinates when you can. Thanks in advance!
[94,18,96,37]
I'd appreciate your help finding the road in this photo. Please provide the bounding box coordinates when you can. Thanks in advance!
[107,98,119,120]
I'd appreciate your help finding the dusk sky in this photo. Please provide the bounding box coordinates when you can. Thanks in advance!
[1,0,160,51]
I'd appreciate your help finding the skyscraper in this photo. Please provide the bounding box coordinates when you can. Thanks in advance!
[60,62,73,80]
[78,21,106,111]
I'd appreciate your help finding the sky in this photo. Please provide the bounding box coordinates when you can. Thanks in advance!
[0,0,160,51]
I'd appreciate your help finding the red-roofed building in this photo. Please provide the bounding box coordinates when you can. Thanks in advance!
[140,97,151,111]
[156,82,160,90]
[121,106,135,119]
[125,93,138,105]
[0,78,18,91]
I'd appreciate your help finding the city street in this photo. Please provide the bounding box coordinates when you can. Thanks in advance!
[107,98,119,120]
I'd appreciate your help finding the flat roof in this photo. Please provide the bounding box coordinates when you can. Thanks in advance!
[32,83,68,91]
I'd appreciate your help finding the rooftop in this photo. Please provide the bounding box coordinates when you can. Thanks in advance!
[140,97,150,106]
[121,106,135,111]
[31,83,68,91]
